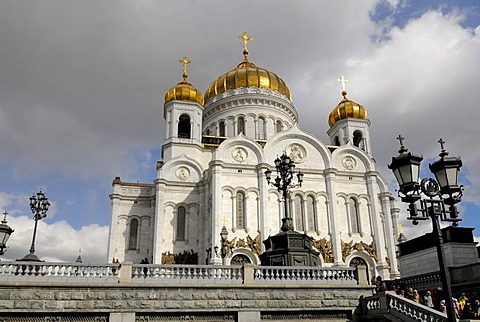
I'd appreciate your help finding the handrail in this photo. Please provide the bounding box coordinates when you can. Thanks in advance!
[0,261,120,282]
[359,291,448,322]
[0,262,362,286]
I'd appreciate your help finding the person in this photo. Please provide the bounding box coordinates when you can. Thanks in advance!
[440,300,447,314]
[413,290,422,304]
[406,287,414,300]
[374,276,386,293]
[424,291,434,309]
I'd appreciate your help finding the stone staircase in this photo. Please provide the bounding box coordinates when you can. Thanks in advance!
[356,291,448,322]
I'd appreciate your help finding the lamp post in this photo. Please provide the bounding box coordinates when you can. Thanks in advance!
[388,136,462,322]
[0,211,14,256]
[17,190,50,262]
[265,152,304,232]
[220,225,229,265]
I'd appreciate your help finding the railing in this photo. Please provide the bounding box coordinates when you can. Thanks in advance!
[395,271,442,291]
[253,266,357,285]
[0,261,120,283]
[359,291,448,322]
[131,264,244,284]
[0,262,363,286]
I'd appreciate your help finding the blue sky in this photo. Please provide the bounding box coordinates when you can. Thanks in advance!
[1,0,479,262]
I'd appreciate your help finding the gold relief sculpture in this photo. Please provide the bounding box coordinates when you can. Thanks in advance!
[226,237,237,255]
[161,250,198,264]
[341,240,353,262]
[312,238,334,263]
[236,238,247,248]
[247,234,262,255]
[342,240,379,262]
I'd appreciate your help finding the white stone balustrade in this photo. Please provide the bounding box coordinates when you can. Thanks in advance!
[360,291,448,322]
[0,261,120,283]
[0,262,362,286]
[131,264,244,284]
[253,266,357,285]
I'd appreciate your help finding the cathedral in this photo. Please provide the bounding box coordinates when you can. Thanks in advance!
[107,33,401,280]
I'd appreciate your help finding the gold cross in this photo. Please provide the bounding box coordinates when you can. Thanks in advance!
[178,56,192,81]
[2,211,8,221]
[337,75,348,92]
[239,32,253,51]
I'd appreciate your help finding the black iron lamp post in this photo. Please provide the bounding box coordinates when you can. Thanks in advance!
[388,136,462,322]
[220,225,229,265]
[265,152,304,232]
[17,190,50,262]
[0,211,14,256]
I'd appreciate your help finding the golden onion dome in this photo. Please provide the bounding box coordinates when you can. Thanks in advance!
[328,90,367,127]
[164,56,204,106]
[204,32,292,103]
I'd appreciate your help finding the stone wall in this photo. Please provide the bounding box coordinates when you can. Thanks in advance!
[0,283,373,322]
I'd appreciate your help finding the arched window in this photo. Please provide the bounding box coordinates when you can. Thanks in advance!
[294,195,304,231]
[178,114,191,138]
[128,218,139,250]
[306,195,316,231]
[176,206,186,241]
[219,121,226,137]
[236,192,245,229]
[334,136,341,146]
[353,131,363,149]
[258,117,266,140]
[237,117,245,135]
[275,120,282,134]
[349,198,360,234]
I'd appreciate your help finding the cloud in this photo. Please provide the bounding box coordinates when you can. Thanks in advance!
[2,214,108,263]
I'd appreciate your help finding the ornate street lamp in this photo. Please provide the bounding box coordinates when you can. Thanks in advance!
[0,211,14,256]
[265,152,304,232]
[388,136,462,322]
[220,225,229,265]
[17,190,50,262]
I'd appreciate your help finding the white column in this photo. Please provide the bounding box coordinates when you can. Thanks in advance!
[107,191,121,263]
[324,168,343,266]
[152,181,166,264]
[210,162,223,265]
[345,199,352,236]
[231,195,236,232]
[244,194,249,233]
[303,198,308,233]
[365,171,389,278]
[380,192,400,278]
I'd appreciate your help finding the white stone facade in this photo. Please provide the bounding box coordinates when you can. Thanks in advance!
[107,83,401,279]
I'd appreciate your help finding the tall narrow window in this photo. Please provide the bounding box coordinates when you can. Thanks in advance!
[258,117,266,140]
[334,136,341,146]
[219,121,226,136]
[353,131,363,149]
[128,218,139,250]
[275,120,282,134]
[178,114,191,138]
[236,192,245,229]
[349,198,360,234]
[237,117,245,135]
[294,195,304,231]
[176,206,186,241]
[306,195,316,231]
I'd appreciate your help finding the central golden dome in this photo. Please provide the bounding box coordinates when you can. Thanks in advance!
[204,33,291,103]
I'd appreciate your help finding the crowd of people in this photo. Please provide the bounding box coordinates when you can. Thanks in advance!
[374,277,480,319]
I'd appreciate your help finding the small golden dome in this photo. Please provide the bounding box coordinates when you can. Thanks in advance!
[165,81,204,105]
[204,32,291,103]
[328,91,367,127]
[164,56,204,106]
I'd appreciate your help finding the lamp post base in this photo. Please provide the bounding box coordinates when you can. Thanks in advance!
[16,251,43,262]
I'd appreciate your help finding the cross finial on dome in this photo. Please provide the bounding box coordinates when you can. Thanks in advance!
[178,56,192,82]
[238,32,253,61]
[337,75,349,97]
